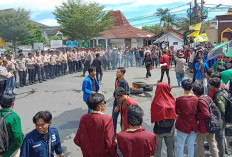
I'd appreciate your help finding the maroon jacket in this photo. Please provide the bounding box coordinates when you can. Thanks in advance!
[74,113,117,157]
[117,128,156,157]
[160,54,170,69]
[196,96,211,134]
[175,96,198,134]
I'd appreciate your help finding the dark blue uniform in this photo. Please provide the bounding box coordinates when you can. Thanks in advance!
[20,127,63,157]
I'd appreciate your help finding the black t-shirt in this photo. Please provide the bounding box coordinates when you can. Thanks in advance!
[91,78,96,92]
[41,132,49,141]
[139,51,144,57]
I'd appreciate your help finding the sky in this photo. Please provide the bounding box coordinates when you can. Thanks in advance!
[0,0,230,27]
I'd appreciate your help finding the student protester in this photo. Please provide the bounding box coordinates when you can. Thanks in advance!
[92,53,103,84]
[0,94,24,157]
[217,65,226,73]
[74,93,117,157]
[192,82,219,157]
[209,77,230,156]
[158,51,171,86]
[213,56,225,72]
[112,67,129,135]
[114,87,137,131]
[194,56,209,82]
[20,111,64,157]
[144,52,152,78]
[174,52,186,87]
[204,68,214,95]
[82,66,99,113]
[117,105,156,157]
[151,82,177,157]
[175,79,198,157]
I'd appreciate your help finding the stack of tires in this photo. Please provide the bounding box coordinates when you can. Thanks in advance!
[130,82,153,95]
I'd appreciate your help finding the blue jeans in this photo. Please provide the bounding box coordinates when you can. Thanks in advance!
[176,72,184,87]
[5,77,16,94]
[215,127,225,157]
[176,130,196,157]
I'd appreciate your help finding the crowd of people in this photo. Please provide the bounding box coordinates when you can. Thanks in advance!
[1,42,232,157]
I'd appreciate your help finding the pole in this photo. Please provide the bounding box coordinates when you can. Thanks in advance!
[190,2,192,25]
[201,0,204,22]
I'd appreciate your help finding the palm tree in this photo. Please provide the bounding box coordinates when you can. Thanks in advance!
[164,13,176,30]
[155,8,169,26]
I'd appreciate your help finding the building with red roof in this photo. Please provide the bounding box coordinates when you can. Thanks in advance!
[94,10,154,48]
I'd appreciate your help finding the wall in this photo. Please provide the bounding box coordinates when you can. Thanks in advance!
[155,33,183,50]
[111,39,125,48]
[206,29,218,44]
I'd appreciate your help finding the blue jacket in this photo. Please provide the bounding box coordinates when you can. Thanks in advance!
[82,76,99,102]
[20,127,63,157]
[195,62,209,80]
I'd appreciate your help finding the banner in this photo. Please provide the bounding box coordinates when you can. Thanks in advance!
[194,33,209,43]
[0,37,6,46]
[187,31,200,37]
[189,22,202,31]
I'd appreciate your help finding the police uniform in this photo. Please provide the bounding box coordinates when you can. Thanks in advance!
[35,54,45,83]
[20,127,63,157]
[0,63,8,95]
[42,54,49,80]
[16,57,27,87]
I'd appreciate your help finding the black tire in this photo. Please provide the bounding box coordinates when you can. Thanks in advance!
[132,81,147,88]
[130,88,144,95]
[143,85,153,92]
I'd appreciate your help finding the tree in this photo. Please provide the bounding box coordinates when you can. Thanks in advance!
[54,0,114,43]
[142,25,164,34]
[164,13,177,29]
[155,8,169,26]
[20,24,46,45]
[0,8,33,55]
[176,17,190,32]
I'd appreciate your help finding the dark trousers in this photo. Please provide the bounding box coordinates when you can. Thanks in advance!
[19,71,26,86]
[73,61,77,72]
[146,66,151,78]
[112,99,119,136]
[68,62,73,74]
[152,58,158,68]
[34,65,38,81]
[77,60,82,71]
[37,66,45,82]
[48,64,52,79]
[96,71,103,82]
[51,65,56,78]
[56,65,61,77]
[44,65,49,79]
[28,69,35,84]
[0,80,6,96]
[160,69,170,84]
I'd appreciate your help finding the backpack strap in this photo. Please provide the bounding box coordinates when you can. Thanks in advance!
[0,112,12,118]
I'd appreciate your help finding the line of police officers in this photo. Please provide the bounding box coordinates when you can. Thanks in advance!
[0,48,106,95]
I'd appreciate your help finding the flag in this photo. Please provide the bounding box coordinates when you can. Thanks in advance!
[189,22,202,31]
[194,33,208,43]
[208,40,232,60]
[187,31,200,37]
[0,37,6,46]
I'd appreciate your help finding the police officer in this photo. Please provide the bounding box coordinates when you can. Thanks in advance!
[20,111,64,157]
[16,53,27,87]
[35,51,45,83]
[41,51,49,80]
[26,53,36,85]
[0,59,8,95]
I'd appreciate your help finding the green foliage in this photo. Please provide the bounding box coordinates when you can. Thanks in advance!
[54,0,114,41]
[0,8,32,44]
[20,24,46,45]
[49,35,62,40]
[155,8,169,26]
[142,25,164,35]
[96,44,103,48]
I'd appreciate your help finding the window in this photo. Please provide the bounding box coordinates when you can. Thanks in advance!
[173,42,178,45]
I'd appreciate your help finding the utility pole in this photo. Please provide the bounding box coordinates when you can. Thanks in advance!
[200,0,205,22]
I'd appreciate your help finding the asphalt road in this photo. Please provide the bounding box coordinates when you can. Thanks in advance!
[12,66,230,157]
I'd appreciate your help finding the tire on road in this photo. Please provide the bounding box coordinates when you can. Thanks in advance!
[143,85,153,92]
[130,88,144,95]
[132,82,147,88]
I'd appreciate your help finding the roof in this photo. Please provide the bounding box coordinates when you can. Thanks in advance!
[153,29,183,41]
[100,11,154,39]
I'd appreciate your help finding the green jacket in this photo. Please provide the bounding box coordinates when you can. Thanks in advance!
[213,90,227,125]
[220,69,232,84]
[213,61,225,72]
[0,109,24,157]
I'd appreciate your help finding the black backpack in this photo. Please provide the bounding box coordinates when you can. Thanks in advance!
[199,96,223,133]
[220,89,232,123]
[0,112,12,153]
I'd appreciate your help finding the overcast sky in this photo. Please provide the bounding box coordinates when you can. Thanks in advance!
[0,0,230,27]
